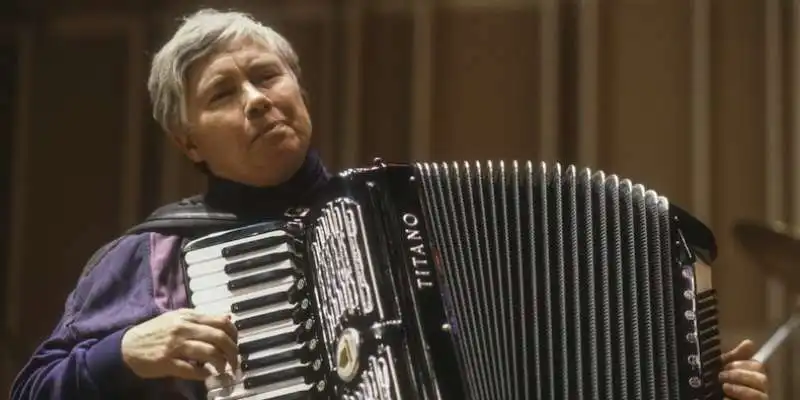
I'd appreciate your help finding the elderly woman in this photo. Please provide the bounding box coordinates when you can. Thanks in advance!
[10,8,770,400]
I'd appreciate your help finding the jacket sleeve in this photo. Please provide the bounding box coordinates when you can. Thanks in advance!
[9,232,184,399]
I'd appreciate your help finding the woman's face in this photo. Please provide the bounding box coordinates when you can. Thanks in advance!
[175,36,312,187]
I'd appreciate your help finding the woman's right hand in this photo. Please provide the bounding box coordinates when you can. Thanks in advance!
[121,308,239,380]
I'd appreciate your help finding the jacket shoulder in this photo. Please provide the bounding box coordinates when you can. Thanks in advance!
[125,194,242,236]
[79,232,150,280]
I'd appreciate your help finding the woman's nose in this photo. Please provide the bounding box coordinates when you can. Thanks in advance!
[244,84,271,120]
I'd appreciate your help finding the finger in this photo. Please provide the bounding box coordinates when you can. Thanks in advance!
[188,312,238,342]
[187,323,240,369]
[180,339,229,373]
[722,339,757,363]
[722,383,767,400]
[724,360,765,373]
[168,358,212,381]
[719,370,768,392]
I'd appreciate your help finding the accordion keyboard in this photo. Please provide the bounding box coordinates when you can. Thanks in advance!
[182,223,324,400]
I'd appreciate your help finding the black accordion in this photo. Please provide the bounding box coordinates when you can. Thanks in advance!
[181,160,722,400]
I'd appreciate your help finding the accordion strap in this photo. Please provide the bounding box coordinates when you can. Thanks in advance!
[125,195,244,237]
[79,195,244,279]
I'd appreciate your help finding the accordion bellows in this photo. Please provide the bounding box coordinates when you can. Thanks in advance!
[181,160,722,400]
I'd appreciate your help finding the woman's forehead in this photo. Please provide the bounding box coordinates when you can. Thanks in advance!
[205,38,280,70]
[188,39,283,87]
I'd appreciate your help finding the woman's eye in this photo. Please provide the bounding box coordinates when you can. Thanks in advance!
[210,89,234,102]
[258,74,278,84]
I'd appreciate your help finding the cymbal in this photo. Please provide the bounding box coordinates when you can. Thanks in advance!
[732,220,800,293]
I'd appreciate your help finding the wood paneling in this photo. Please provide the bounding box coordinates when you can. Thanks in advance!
[3,0,800,397]
[0,32,19,388]
[361,8,413,164]
[0,34,18,330]
[596,0,693,206]
[709,0,767,330]
[19,32,128,346]
[432,5,541,161]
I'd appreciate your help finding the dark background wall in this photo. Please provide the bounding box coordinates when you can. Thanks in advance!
[1,0,799,397]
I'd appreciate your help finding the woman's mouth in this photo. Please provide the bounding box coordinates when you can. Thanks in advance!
[252,122,288,143]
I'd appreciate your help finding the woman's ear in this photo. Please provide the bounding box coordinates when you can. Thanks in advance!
[168,130,204,163]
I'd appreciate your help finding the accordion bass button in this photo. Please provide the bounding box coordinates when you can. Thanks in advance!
[689,376,702,388]
[335,328,362,383]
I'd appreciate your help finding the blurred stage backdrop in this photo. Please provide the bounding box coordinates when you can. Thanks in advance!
[1,0,800,397]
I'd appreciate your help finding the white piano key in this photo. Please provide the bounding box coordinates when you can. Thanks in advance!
[189,259,294,292]
[190,262,296,305]
[229,303,295,333]
[208,341,305,385]
[232,302,293,324]
[185,229,290,265]
[191,280,295,313]
[207,377,310,400]
[246,342,303,364]
[237,320,298,348]
[186,242,293,279]
[206,357,308,395]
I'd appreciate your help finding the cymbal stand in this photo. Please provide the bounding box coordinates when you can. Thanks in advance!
[753,311,800,363]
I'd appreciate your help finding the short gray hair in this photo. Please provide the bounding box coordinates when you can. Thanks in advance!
[148,8,301,133]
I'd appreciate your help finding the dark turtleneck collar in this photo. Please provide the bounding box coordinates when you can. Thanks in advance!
[204,149,332,220]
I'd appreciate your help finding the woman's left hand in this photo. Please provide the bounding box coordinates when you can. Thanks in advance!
[719,339,769,400]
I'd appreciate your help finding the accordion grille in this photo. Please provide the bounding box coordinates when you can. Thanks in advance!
[414,161,720,400]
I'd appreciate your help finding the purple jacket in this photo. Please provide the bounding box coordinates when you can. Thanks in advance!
[10,231,204,399]
[10,150,332,399]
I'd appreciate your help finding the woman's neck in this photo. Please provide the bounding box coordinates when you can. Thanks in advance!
[204,149,331,219]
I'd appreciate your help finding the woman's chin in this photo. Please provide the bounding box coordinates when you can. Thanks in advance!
[253,128,308,153]
[247,146,307,183]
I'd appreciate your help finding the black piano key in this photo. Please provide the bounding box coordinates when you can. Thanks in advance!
[225,252,293,275]
[182,221,286,252]
[231,291,289,313]
[241,348,304,371]
[227,267,295,291]
[243,366,307,390]
[221,235,291,258]
[239,331,298,355]
[235,308,295,331]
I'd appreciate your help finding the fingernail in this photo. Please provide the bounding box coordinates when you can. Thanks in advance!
[718,371,728,380]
